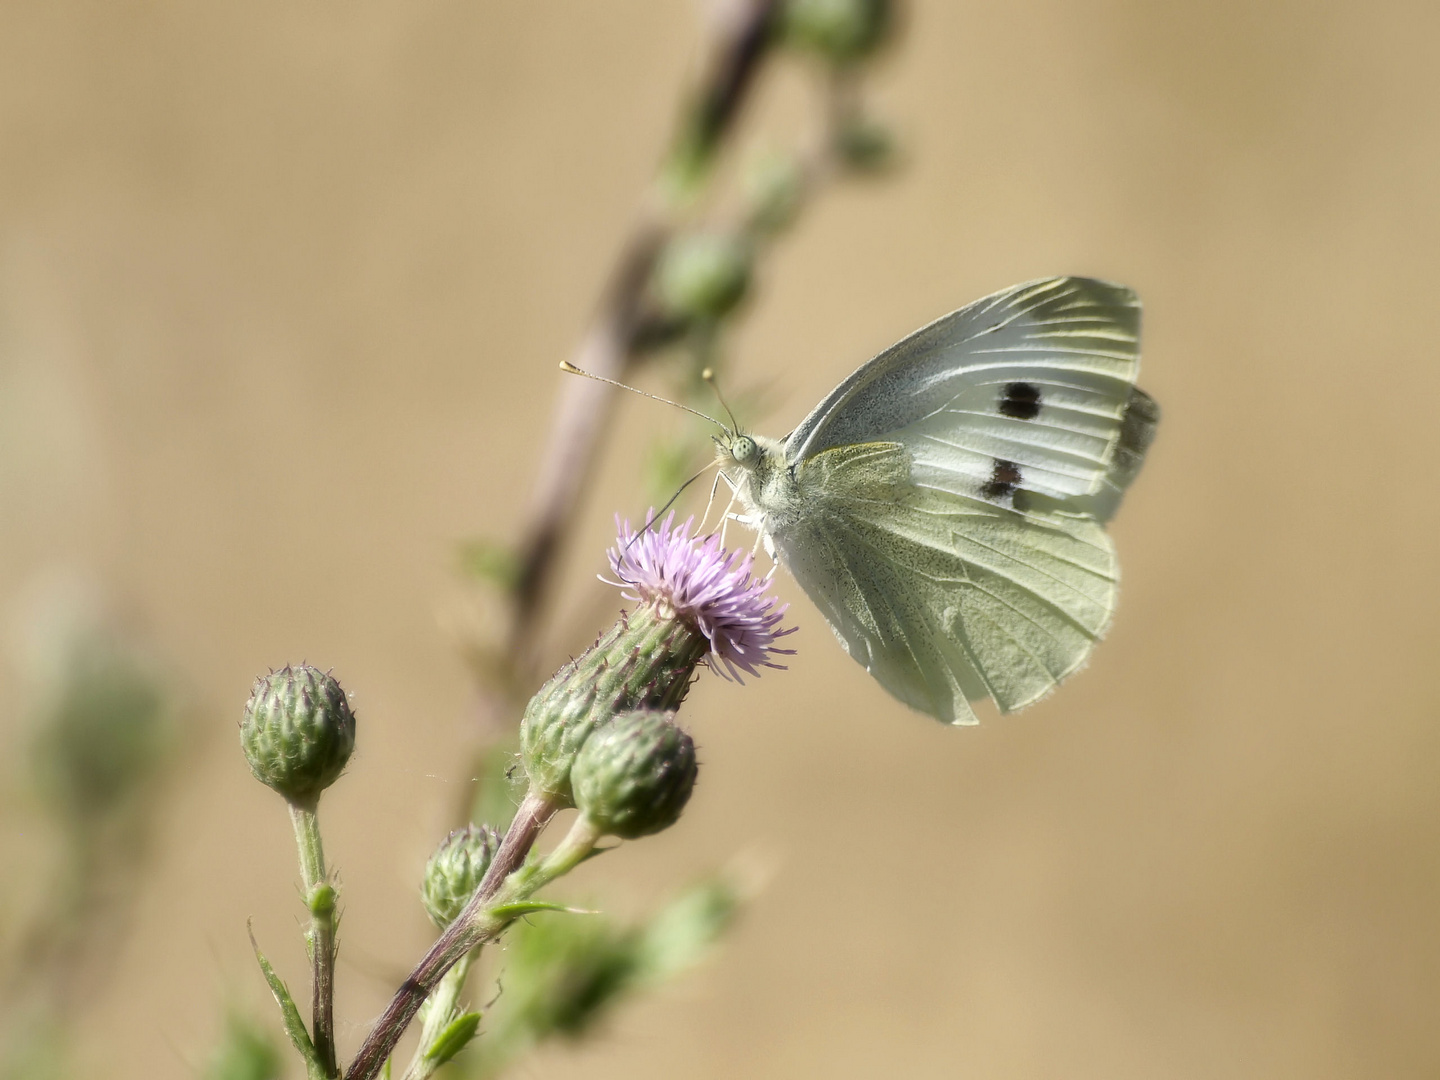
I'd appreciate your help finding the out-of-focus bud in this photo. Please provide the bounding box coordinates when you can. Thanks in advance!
[571,710,698,840]
[654,232,752,322]
[241,665,355,805]
[29,636,171,825]
[422,824,501,929]
[743,150,806,237]
[834,115,897,173]
[780,0,894,65]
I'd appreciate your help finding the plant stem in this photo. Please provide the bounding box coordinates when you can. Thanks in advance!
[344,791,559,1080]
[508,0,781,668]
[401,947,478,1080]
[504,813,604,899]
[289,800,337,1079]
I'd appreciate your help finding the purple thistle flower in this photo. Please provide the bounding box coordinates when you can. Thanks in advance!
[606,511,796,681]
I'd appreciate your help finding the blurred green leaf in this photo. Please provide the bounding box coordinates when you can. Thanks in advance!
[632,876,740,983]
[459,875,742,1077]
[205,1015,285,1080]
[0,1014,65,1080]
[458,539,521,593]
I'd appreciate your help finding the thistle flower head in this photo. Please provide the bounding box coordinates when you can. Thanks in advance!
[520,511,794,807]
[606,511,795,681]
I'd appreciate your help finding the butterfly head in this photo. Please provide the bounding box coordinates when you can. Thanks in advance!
[717,432,760,468]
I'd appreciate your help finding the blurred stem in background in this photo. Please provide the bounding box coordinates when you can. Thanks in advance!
[0,580,179,1079]
[460,0,901,827]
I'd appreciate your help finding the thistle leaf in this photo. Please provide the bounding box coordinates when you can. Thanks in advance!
[247,923,323,1078]
[423,1012,482,1066]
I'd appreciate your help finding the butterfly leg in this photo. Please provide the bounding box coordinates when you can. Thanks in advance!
[719,496,740,548]
[699,470,725,533]
[715,474,740,547]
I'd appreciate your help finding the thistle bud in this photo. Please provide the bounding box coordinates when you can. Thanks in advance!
[571,710,697,840]
[422,824,500,929]
[780,0,894,65]
[520,513,792,807]
[520,606,707,807]
[241,665,355,804]
[654,232,752,322]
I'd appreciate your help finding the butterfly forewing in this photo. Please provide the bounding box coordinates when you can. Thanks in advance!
[784,277,1142,508]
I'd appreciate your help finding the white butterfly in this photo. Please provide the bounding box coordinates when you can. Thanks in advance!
[716,276,1158,724]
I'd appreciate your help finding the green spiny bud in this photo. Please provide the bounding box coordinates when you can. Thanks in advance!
[780,0,894,65]
[654,232,752,322]
[520,606,708,807]
[571,710,698,840]
[241,665,354,805]
[422,823,500,929]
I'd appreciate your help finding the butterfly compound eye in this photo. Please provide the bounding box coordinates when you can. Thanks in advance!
[732,436,758,464]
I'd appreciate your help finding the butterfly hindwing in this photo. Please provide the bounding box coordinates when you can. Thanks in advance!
[772,442,1118,723]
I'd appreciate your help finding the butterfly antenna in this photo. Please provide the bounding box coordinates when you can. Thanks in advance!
[701,367,741,434]
[560,361,725,429]
[626,462,717,550]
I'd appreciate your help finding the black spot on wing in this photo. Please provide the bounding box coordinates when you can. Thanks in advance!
[981,458,1023,501]
[998,381,1042,420]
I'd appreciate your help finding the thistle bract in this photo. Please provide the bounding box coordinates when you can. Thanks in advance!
[422,824,500,929]
[572,710,697,840]
[520,513,791,806]
[520,606,707,806]
[241,665,355,804]
[608,512,794,681]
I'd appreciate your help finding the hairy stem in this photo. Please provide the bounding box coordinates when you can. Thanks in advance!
[401,947,478,1080]
[289,800,337,1078]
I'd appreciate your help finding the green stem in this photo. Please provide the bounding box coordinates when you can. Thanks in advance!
[289,799,338,1078]
[504,814,604,899]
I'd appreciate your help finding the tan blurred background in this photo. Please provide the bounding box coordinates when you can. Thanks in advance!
[3,0,1440,1077]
